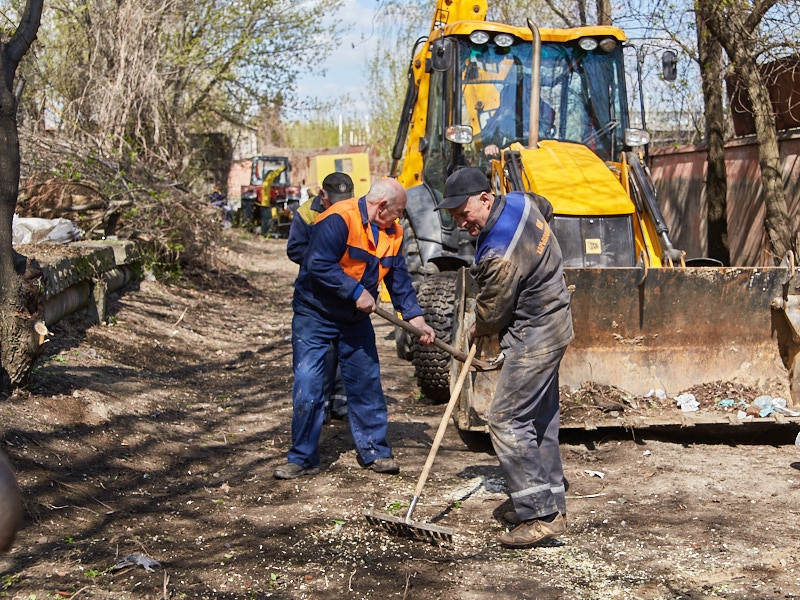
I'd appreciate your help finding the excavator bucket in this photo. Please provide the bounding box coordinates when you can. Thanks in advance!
[452,264,800,431]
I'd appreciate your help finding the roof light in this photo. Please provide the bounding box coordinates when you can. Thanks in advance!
[494,33,514,47]
[578,37,598,51]
[624,128,650,146]
[469,31,490,45]
[599,38,617,52]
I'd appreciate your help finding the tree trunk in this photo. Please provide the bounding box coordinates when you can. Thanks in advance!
[695,3,730,265]
[596,0,612,25]
[738,58,793,262]
[701,0,790,265]
[0,0,45,395]
[0,111,38,395]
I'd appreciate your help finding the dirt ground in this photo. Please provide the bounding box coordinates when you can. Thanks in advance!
[1,231,800,600]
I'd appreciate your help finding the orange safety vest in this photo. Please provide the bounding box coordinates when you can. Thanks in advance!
[314,197,404,292]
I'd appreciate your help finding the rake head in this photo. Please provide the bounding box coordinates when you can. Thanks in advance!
[363,509,454,545]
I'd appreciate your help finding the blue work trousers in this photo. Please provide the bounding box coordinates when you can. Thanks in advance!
[287,304,391,468]
[487,340,568,522]
[323,343,349,421]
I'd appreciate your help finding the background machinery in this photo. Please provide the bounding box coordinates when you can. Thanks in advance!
[390,0,800,430]
[240,155,299,237]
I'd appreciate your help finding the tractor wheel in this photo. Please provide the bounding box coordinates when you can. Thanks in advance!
[412,271,457,403]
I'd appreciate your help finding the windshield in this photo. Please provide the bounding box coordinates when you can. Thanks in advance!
[457,37,628,163]
[252,158,290,186]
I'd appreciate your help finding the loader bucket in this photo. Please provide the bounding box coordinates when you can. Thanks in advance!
[560,266,791,396]
[452,264,800,431]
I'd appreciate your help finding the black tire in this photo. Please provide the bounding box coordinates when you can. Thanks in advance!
[411,271,458,403]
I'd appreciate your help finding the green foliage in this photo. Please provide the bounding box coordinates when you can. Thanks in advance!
[365,42,408,166]
[284,102,370,149]
[21,0,347,172]
[386,501,406,515]
[142,254,183,283]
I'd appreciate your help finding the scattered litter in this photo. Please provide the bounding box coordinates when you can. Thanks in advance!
[715,398,746,409]
[644,389,667,400]
[584,470,605,479]
[674,393,699,412]
[756,396,800,417]
[112,552,161,572]
[12,215,82,245]
[753,395,776,417]
[642,450,651,456]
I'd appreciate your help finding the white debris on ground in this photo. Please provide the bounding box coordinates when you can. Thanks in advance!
[12,214,82,244]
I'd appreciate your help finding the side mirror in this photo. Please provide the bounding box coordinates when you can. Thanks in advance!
[662,50,677,82]
[430,38,454,72]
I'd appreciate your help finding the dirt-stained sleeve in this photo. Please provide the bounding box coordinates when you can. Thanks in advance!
[470,256,520,337]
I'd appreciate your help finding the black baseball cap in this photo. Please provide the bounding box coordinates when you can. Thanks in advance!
[322,172,354,203]
[436,168,491,210]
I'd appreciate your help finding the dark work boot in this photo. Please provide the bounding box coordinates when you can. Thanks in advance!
[273,462,320,480]
[498,513,566,548]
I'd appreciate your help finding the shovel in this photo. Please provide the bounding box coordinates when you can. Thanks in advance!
[373,305,501,371]
[363,342,478,545]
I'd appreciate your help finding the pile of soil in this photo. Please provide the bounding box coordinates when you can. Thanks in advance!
[1,232,799,599]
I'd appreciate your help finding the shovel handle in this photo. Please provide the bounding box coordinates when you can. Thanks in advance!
[374,305,473,364]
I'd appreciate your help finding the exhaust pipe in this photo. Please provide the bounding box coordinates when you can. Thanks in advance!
[527,19,541,149]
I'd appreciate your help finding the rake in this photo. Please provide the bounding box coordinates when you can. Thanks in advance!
[364,342,478,545]
[373,306,499,370]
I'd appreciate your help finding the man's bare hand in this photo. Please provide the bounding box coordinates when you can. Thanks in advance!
[355,289,376,313]
[468,324,480,348]
[484,144,500,158]
[408,315,435,346]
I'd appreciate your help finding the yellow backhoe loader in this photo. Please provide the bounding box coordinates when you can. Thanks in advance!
[390,0,800,431]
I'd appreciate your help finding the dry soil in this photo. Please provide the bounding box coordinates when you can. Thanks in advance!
[1,232,800,600]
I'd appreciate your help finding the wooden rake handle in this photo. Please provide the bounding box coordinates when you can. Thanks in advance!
[373,306,492,370]
[405,342,478,522]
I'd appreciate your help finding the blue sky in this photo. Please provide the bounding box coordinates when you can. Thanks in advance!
[294,0,383,113]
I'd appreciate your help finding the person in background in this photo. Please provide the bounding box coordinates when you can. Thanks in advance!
[258,164,287,237]
[274,178,435,480]
[209,184,231,228]
[437,167,573,548]
[286,172,355,422]
[287,173,354,264]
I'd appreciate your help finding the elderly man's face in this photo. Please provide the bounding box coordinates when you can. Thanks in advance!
[449,192,492,236]
[374,196,406,229]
